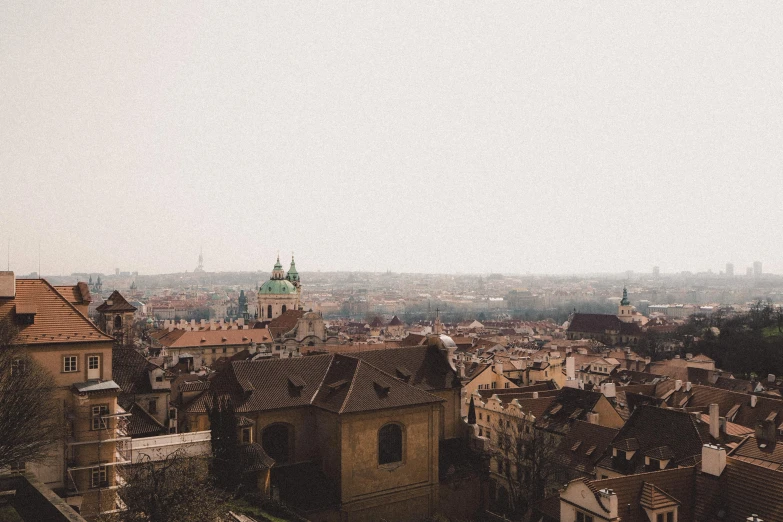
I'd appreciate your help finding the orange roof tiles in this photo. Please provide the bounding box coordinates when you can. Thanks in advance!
[154,327,272,348]
[0,279,113,345]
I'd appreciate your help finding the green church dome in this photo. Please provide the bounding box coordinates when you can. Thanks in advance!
[259,278,297,295]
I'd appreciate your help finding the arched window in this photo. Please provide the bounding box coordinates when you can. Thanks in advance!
[282,305,287,313]
[378,423,403,465]
[267,305,272,318]
[114,315,123,329]
[262,423,292,464]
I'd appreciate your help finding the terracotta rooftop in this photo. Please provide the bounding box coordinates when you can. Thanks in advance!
[95,290,137,313]
[153,327,272,348]
[0,278,113,345]
[267,310,305,338]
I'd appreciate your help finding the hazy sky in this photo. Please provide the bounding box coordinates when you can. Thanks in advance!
[2,3,781,276]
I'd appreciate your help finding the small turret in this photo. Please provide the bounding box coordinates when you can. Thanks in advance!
[286,255,300,286]
[271,256,285,280]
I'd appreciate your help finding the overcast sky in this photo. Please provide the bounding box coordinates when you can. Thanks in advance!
[1,2,781,276]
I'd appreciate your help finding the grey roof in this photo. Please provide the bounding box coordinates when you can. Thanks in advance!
[73,379,120,393]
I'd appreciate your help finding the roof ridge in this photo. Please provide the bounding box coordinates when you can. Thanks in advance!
[338,357,362,414]
[311,354,336,405]
[36,278,114,342]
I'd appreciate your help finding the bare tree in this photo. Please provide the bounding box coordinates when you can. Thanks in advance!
[112,450,228,522]
[489,415,564,517]
[0,318,64,469]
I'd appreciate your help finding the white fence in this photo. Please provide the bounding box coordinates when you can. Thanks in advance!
[129,431,211,463]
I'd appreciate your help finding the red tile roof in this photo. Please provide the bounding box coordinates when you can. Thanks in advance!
[0,279,113,345]
[95,290,137,312]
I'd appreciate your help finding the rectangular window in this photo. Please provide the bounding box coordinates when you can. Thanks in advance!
[241,427,252,444]
[91,466,108,488]
[11,358,26,376]
[667,512,674,522]
[504,382,510,388]
[487,415,491,423]
[92,405,109,430]
[148,399,157,414]
[491,382,496,389]
[479,412,483,420]
[88,355,99,370]
[577,512,594,522]
[63,355,78,373]
[169,408,177,420]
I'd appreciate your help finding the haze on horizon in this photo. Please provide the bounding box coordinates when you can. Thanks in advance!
[2,3,781,277]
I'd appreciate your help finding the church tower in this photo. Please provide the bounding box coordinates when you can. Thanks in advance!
[257,256,300,320]
[286,255,301,304]
[617,287,634,323]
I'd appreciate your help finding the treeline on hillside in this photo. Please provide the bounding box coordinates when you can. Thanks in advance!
[680,303,783,379]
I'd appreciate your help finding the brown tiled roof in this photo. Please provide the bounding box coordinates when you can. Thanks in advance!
[554,420,619,475]
[239,443,275,471]
[535,387,606,435]
[719,456,783,521]
[113,348,158,395]
[597,405,710,474]
[53,283,92,305]
[388,315,403,326]
[568,313,641,335]
[399,333,426,346]
[660,384,783,429]
[729,436,783,471]
[154,327,272,348]
[0,279,113,345]
[350,345,461,392]
[126,402,166,437]
[589,466,696,522]
[713,376,755,393]
[96,290,137,312]
[640,481,679,509]
[184,348,447,416]
[267,310,305,338]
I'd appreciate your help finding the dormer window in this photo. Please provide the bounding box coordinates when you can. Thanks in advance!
[14,303,36,325]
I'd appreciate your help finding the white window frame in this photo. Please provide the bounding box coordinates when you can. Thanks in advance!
[63,355,78,373]
[91,405,109,430]
[91,465,108,488]
[88,355,100,370]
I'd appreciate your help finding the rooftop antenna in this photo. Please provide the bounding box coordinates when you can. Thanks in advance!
[6,238,9,271]
[38,241,41,278]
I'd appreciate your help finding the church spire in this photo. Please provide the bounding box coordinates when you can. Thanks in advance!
[620,286,629,306]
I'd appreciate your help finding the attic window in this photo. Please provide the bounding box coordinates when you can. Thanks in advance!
[549,404,562,415]
[374,381,391,397]
[395,366,412,381]
[571,441,582,452]
[327,379,349,392]
[584,445,596,456]
[569,408,583,420]
[287,375,306,389]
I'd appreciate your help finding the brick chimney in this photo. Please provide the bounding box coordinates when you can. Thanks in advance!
[597,489,618,519]
[0,271,15,298]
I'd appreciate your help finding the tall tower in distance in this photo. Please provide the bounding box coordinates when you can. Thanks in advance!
[652,266,660,278]
[195,247,205,273]
[726,262,734,277]
[753,261,762,278]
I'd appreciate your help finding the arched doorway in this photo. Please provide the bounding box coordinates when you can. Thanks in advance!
[114,315,123,329]
[267,305,272,319]
[262,424,292,464]
[282,305,287,313]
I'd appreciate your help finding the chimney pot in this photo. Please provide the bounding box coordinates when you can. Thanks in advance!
[0,271,15,298]
[709,403,720,439]
[675,380,683,391]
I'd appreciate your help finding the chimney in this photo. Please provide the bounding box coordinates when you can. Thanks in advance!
[701,444,726,477]
[751,395,758,408]
[495,361,503,375]
[587,412,600,424]
[0,271,15,298]
[769,374,776,383]
[532,391,539,399]
[755,419,777,448]
[458,361,465,379]
[747,516,764,522]
[597,489,618,520]
[602,382,616,399]
[566,356,575,380]
[686,353,693,360]
[685,381,692,392]
[709,403,720,439]
[675,380,682,391]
